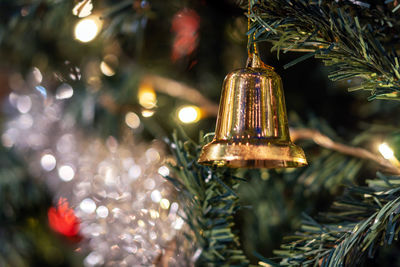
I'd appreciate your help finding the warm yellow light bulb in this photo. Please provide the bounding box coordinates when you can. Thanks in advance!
[178,105,201,124]
[138,83,157,109]
[74,17,101,43]
[100,61,115,76]
[141,109,155,117]
[378,143,394,159]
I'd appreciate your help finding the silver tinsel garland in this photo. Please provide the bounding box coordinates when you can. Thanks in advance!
[2,68,189,266]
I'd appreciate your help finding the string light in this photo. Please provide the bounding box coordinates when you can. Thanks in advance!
[74,16,101,43]
[138,82,157,109]
[378,142,400,167]
[177,105,201,124]
[141,109,155,117]
[378,143,394,159]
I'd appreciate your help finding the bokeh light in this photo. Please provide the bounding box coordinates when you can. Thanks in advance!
[141,109,155,117]
[177,105,201,124]
[72,0,93,18]
[58,165,75,181]
[125,112,140,129]
[56,83,74,100]
[41,154,57,171]
[138,82,157,109]
[80,198,97,214]
[100,54,118,76]
[74,17,101,43]
[160,198,170,209]
[96,205,109,218]
[378,143,394,159]
[150,190,162,203]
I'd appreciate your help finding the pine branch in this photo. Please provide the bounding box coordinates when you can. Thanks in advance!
[250,0,400,100]
[167,131,250,266]
[269,173,400,266]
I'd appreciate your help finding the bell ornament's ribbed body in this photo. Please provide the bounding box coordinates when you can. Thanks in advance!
[198,54,307,168]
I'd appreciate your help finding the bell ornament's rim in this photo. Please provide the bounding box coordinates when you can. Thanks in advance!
[198,140,307,169]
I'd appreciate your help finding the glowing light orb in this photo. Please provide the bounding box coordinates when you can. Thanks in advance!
[74,17,100,43]
[138,83,157,109]
[378,143,395,159]
[80,198,97,214]
[125,112,140,129]
[160,198,170,210]
[141,109,155,117]
[178,105,201,124]
[41,154,57,171]
[58,165,75,181]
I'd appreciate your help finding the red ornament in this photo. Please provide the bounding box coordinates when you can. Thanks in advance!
[48,197,80,237]
[171,9,200,62]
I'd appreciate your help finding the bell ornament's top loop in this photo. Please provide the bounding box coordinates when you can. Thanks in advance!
[198,53,307,169]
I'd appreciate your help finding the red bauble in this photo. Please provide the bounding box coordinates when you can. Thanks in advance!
[48,198,80,237]
[171,9,200,62]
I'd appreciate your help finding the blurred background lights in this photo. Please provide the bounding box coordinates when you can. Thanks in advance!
[72,0,93,18]
[378,142,400,167]
[2,131,14,148]
[35,85,47,98]
[160,198,170,210]
[74,17,101,43]
[58,165,75,181]
[150,190,162,203]
[100,54,118,76]
[30,67,43,85]
[84,251,104,267]
[56,83,74,100]
[178,105,201,123]
[9,93,18,107]
[150,210,159,219]
[173,217,184,230]
[41,154,57,171]
[144,178,156,190]
[100,61,115,76]
[141,109,155,117]
[96,205,109,218]
[128,165,141,180]
[158,166,169,177]
[18,114,33,129]
[378,143,394,159]
[80,198,97,214]
[138,220,145,228]
[170,202,179,214]
[138,82,157,109]
[146,148,160,162]
[125,112,140,129]
[16,95,32,113]
[1,87,185,265]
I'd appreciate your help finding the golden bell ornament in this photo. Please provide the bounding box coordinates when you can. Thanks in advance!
[198,53,307,168]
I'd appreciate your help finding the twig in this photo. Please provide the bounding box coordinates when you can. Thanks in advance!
[144,75,219,116]
[290,128,400,175]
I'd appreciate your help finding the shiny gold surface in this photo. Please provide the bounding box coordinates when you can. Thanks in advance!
[198,54,307,168]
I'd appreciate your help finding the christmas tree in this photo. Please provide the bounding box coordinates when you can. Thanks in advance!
[1,0,400,266]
